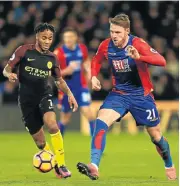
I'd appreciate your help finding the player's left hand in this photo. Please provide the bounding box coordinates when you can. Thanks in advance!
[68,94,78,112]
[8,73,18,82]
[126,46,140,60]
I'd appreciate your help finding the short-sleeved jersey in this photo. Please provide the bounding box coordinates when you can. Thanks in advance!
[54,43,88,90]
[7,44,61,100]
[92,34,166,96]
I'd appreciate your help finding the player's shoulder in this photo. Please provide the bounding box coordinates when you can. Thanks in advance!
[101,38,111,45]
[98,38,111,50]
[78,43,88,53]
[131,35,149,50]
[78,43,87,48]
[12,44,35,57]
[132,35,147,45]
[20,44,35,50]
[15,44,35,52]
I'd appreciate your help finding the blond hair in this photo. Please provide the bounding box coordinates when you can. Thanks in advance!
[109,14,130,28]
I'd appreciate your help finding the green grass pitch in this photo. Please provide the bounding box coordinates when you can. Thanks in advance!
[0,132,178,186]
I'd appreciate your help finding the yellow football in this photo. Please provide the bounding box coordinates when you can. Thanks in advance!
[33,150,55,173]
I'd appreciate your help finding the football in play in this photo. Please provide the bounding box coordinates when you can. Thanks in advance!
[33,150,55,173]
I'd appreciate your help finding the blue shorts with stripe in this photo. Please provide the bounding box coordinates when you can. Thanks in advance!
[100,91,160,127]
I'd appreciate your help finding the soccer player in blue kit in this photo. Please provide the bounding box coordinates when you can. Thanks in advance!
[77,14,177,180]
[54,28,95,137]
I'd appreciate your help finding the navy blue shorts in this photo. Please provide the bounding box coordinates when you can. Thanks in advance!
[100,92,160,127]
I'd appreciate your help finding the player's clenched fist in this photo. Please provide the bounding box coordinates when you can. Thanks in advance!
[126,45,140,60]
[91,76,101,91]
[68,94,78,112]
[8,73,18,82]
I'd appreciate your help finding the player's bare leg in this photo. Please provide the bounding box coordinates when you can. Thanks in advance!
[32,127,51,151]
[77,109,120,180]
[81,106,96,136]
[146,124,176,180]
[43,111,71,179]
[58,112,72,136]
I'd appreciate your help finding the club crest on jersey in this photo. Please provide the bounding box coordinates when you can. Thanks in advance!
[125,45,132,52]
[125,45,133,56]
[112,59,131,72]
[47,61,52,69]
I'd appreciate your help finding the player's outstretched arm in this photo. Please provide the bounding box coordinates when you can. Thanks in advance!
[3,64,18,82]
[55,77,78,112]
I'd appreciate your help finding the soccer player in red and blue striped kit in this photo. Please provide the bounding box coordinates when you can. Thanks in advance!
[54,28,95,137]
[77,14,176,180]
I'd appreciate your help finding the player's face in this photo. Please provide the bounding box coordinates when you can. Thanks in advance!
[110,23,129,47]
[63,31,78,48]
[37,30,53,51]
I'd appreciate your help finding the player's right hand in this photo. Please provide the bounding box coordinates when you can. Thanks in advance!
[91,76,101,91]
[8,73,18,82]
[68,93,78,112]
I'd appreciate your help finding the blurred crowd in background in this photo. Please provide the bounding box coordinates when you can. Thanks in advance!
[0,1,178,104]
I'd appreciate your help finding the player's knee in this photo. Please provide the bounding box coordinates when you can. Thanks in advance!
[86,113,94,121]
[48,124,59,134]
[61,115,71,124]
[97,109,120,126]
[96,116,113,126]
[45,117,56,126]
[61,118,70,125]
[45,117,59,133]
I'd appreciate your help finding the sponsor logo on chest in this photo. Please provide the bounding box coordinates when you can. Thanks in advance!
[112,59,132,72]
[25,56,52,77]
[25,66,50,78]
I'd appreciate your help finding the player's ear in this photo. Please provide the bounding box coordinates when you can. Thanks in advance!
[126,28,130,34]
[36,33,38,40]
